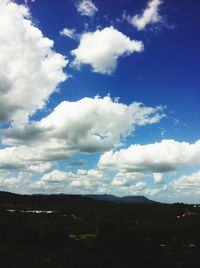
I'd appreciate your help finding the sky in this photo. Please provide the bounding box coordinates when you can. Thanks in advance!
[0,0,199,203]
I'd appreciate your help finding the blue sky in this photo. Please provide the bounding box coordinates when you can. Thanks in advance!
[0,0,199,203]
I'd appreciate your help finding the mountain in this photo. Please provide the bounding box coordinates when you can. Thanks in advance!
[121,195,159,204]
[0,191,160,205]
[85,194,160,204]
[85,194,121,203]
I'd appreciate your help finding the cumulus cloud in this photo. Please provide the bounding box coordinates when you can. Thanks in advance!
[111,172,143,186]
[0,1,67,125]
[76,0,98,17]
[0,146,33,170]
[171,171,200,193]
[0,146,54,172]
[31,168,106,193]
[9,168,163,196]
[128,0,162,31]
[27,162,53,174]
[99,139,200,173]
[0,164,166,197]
[0,171,32,194]
[60,27,76,39]
[71,26,143,74]
[40,169,71,183]
[141,186,165,196]
[3,96,164,163]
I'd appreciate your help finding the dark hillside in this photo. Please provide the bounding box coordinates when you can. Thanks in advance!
[0,191,199,268]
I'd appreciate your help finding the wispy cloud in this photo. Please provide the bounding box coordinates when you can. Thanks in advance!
[75,0,98,17]
[128,0,162,31]
[60,27,76,39]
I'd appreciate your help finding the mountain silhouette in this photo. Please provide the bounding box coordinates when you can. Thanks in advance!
[0,191,160,205]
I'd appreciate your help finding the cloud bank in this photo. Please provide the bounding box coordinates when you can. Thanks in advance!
[0,167,165,197]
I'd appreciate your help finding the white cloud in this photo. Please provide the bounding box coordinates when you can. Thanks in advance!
[128,182,166,196]
[27,162,53,174]
[153,173,163,183]
[0,171,32,194]
[0,146,51,172]
[0,1,67,125]
[0,165,166,197]
[171,171,200,193]
[24,0,35,5]
[31,168,106,193]
[71,26,144,74]
[128,0,162,31]
[99,139,200,173]
[3,96,164,164]
[113,180,165,197]
[130,181,146,191]
[76,0,98,17]
[0,146,33,170]
[29,168,164,197]
[111,172,142,186]
[142,186,165,196]
[60,27,76,39]
[41,169,70,183]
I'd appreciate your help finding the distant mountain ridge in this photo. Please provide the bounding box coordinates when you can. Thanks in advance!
[85,194,160,204]
[0,191,160,205]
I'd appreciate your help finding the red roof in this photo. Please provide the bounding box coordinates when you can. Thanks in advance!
[183,211,198,216]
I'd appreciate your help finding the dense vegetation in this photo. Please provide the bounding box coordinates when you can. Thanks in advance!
[0,192,200,267]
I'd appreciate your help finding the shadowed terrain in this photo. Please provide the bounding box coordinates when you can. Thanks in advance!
[0,191,200,268]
